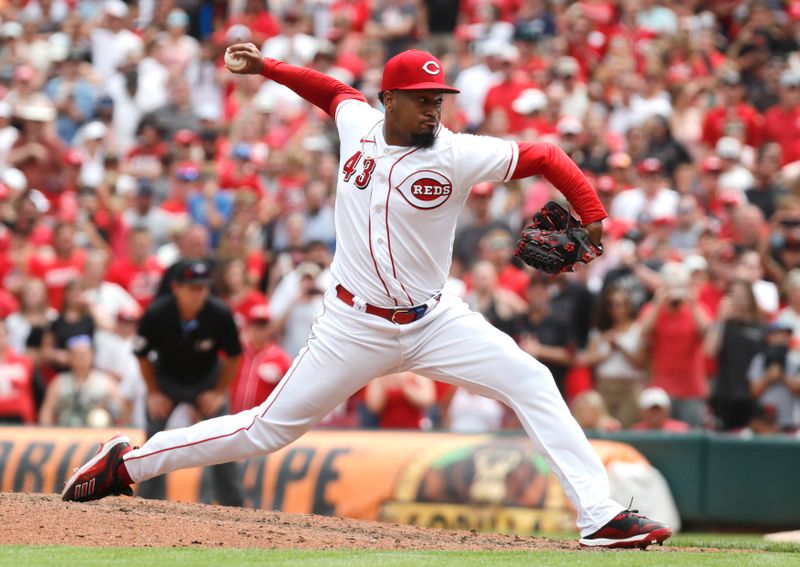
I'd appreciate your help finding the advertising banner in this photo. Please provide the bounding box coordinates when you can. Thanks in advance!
[0,428,653,534]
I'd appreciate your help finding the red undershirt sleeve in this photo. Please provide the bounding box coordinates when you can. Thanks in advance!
[260,58,366,117]
[511,141,607,225]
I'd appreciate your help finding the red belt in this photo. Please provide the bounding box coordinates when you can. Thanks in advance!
[335,285,440,325]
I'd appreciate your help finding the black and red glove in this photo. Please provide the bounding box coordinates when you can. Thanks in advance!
[514,201,603,275]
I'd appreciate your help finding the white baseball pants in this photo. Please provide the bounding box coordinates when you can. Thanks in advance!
[123,288,623,535]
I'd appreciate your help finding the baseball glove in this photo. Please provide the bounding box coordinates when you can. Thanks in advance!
[514,201,603,274]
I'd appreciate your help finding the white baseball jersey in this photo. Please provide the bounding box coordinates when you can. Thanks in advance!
[331,99,519,307]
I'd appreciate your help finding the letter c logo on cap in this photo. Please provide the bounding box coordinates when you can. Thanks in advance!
[422,61,441,75]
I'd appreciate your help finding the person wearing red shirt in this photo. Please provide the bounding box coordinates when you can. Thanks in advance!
[106,228,164,309]
[27,222,86,310]
[365,371,436,429]
[0,320,36,424]
[479,228,530,300]
[639,262,711,428]
[7,95,66,198]
[701,70,764,150]
[212,0,280,49]
[482,47,536,134]
[216,143,264,197]
[124,120,168,180]
[229,304,292,414]
[630,387,691,432]
[763,70,800,165]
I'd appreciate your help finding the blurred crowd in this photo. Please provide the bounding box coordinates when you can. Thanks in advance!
[0,0,799,438]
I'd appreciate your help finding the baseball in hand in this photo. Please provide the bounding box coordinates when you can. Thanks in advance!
[225,49,247,72]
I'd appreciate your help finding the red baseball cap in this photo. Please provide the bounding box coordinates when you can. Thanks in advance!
[381,50,459,94]
[247,303,271,324]
[596,175,617,194]
[471,182,494,197]
[64,148,84,167]
[701,156,724,173]
[637,157,662,175]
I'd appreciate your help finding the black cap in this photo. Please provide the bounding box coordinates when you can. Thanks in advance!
[176,259,212,285]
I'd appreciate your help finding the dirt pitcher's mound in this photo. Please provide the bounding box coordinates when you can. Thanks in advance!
[1,492,581,550]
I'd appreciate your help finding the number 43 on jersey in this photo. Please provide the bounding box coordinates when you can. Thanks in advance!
[342,151,375,189]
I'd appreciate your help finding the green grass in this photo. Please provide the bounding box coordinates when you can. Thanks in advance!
[534,531,800,553]
[2,545,800,567]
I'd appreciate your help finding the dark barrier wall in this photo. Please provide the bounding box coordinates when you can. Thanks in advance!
[590,431,800,528]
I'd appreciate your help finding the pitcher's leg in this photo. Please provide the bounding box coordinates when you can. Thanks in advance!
[136,411,169,500]
[124,299,400,484]
[407,301,623,535]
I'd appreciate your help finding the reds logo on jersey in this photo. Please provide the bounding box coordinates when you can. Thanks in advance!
[395,170,453,210]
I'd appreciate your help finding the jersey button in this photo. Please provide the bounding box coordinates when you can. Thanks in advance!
[376,237,385,245]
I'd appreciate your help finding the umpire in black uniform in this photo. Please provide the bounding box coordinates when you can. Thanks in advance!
[134,259,244,505]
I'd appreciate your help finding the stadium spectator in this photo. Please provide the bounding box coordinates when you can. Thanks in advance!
[217,257,268,329]
[630,387,691,432]
[639,262,711,427]
[610,158,679,224]
[477,228,529,299]
[738,402,783,437]
[571,390,622,433]
[747,322,800,431]
[121,179,172,250]
[701,69,763,150]
[156,223,214,295]
[38,334,122,427]
[365,0,418,60]
[302,179,336,250]
[704,279,765,431]
[0,320,36,424]
[466,260,527,337]
[93,305,147,428]
[5,277,56,363]
[745,143,788,220]
[515,274,575,399]
[41,278,95,376]
[229,303,292,415]
[763,69,800,165]
[27,222,86,310]
[774,269,800,338]
[444,386,506,433]
[585,287,646,428]
[453,183,510,273]
[274,261,325,357]
[7,93,65,197]
[262,8,319,66]
[106,227,164,309]
[82,250,138,327]
[365,372,436,429]
[89,0,143,83]
[43,50,98,144]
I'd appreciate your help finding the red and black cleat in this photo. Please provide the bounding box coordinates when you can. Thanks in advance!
[61,434,133,502]
[579,509,672,550]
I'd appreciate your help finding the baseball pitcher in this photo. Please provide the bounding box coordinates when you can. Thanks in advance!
[63,45,671,549]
